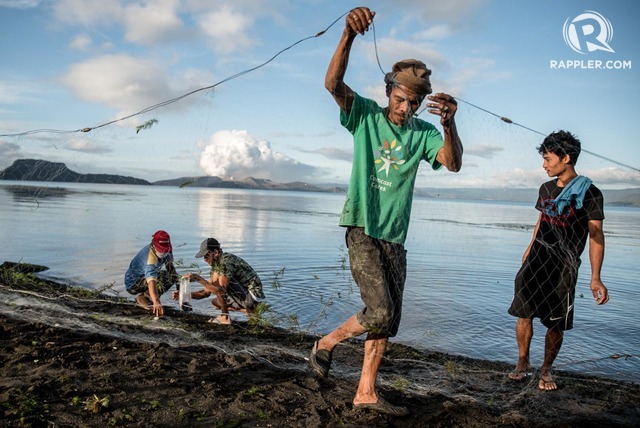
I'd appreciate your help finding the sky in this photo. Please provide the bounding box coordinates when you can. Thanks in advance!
[0,0,639,188]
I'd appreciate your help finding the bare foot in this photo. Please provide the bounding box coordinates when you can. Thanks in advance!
[508,369,530,381]
[135,294,152,311]
[508,360,531,381]
[208,314,231,325]
[538,370,557,391]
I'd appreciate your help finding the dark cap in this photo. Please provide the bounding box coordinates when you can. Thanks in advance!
[195,238,220,258]
[152,230,172,253]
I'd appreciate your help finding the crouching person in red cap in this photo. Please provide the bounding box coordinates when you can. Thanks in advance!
[125,230,178,317]
[174,238,264,324]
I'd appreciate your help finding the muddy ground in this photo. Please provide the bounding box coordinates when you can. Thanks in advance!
[1,262,638,427]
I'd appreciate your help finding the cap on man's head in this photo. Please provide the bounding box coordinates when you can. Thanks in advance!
[195,238,221,258]
[384,59,432,96]
[152,230,172,253]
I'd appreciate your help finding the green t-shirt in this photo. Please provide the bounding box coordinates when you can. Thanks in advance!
[339,93,444,244]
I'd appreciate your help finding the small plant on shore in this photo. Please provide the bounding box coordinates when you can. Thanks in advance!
[84,394,109,414]
[174,258,201,275]
[247,302,297,332]
[445,360,458,376]
[6,390,49,424]
[244,386,259,397]
[143,399,161,410]
[271,267,285,290]
[391,376,411,391]
[96,281,118,295]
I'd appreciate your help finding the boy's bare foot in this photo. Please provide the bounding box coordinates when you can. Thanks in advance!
[538,370,558,391]
[508,360,531,381]
[508,369,530,381]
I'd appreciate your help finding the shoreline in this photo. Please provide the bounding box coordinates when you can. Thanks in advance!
[1,262,639,427]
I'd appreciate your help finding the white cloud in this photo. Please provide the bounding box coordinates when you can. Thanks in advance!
[413,24,453,40]
[0,0,40,8]
[584,167,640,187]
[69,33,92,51]
[59,54,213,120]
[388,0,485,26]
[464,144,504,159]
[123,0,184,44]
[198,5,253,53]
[311,147,353,163]
[60,55,170,117]
[199,129,316,182]
[52,0,123,26]
[364,38,449,74]
[64,137,112,154]
[0,76,44,106]
[0,141,22,169]
[0,80,24,104]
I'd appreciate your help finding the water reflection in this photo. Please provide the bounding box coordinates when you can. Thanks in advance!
[0,183,74,202]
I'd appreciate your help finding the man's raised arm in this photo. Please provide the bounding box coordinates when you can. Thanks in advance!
[325,7,375,113]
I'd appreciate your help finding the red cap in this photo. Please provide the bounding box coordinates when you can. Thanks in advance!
[152,230,172,253]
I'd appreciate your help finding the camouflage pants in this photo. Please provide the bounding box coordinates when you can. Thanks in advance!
[346,227,407,337]
[126,270,174,296]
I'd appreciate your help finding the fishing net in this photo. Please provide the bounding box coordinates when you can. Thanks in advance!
[0,8,638,388]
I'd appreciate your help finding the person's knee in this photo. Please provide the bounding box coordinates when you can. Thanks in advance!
[517,317,533,327]
[360,308,393,334]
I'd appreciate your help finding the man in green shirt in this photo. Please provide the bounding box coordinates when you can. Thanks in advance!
[308,6,463,416]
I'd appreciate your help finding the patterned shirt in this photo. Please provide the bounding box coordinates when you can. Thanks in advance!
[211,252,264,299]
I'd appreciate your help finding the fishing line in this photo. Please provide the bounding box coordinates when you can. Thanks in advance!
[369,22,640,174]
[0,11,349,139]
[1,9,637,174]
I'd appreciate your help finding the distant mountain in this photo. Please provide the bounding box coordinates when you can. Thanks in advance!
[601,188,640,207]
[413,187,538,203]
[153,176,345,193]
[0,159,344,193]
[2,159,638,206]
[413,186,640,207]
[0,159,150,185]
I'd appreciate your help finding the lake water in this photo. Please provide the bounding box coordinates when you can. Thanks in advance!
[0,181,638,384]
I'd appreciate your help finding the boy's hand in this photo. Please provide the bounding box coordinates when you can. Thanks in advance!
[590,279,609,305]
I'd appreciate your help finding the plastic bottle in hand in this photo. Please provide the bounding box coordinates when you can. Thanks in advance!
[179,277,193,311]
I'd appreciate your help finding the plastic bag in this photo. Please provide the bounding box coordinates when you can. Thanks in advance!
[179,277,192,311]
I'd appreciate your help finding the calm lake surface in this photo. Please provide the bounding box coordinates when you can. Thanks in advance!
[1,181,638,383]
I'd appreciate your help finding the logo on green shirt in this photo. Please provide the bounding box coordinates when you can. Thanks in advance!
[375,139,405,177]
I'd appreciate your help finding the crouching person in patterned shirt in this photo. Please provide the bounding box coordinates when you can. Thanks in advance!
[174,238,265,324]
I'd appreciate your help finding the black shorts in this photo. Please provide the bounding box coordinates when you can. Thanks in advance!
[508,249,580,331]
